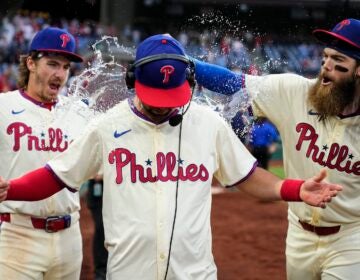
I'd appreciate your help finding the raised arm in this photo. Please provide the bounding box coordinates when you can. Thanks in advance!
[193,58,244,95]
[236,168,342,208]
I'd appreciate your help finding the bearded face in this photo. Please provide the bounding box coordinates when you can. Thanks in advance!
[308,69,357,120]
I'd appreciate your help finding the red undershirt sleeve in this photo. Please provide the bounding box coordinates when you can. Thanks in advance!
[6,166,74,201]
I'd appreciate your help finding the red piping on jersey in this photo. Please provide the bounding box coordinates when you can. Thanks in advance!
[19,89,57,111]
[338,106,360,118]
[226,161,258,188]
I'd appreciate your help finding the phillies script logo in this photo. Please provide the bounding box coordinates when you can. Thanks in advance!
[296,123,359,175]
[108,148,210,184]
[7,122,69,152]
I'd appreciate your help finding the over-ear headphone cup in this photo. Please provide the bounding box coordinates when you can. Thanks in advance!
[125,69,135,89]
[187,73,195,88]
[186,65,196,88]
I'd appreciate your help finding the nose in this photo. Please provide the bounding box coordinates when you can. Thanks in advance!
[322,58,334,71]
[54,67,69,81]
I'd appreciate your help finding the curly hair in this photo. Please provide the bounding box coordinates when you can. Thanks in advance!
[17,52,40,89]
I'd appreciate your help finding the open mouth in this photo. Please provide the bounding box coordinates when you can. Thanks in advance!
[321,76,333,86]
[49,82,61,91]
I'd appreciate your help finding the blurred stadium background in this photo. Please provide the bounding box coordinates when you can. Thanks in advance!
[2,0,360,90]
[0,1,357,279]
[3,1,360,144]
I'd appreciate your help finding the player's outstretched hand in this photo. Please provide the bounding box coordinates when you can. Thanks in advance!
[0,176,9,202]
[300,169,342,208]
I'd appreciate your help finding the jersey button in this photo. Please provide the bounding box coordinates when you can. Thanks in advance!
[160,253,166,260]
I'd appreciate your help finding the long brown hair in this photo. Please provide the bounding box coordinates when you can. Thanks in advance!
[17,52,40,89]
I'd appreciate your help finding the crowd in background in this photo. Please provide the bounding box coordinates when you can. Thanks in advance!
[0,10,321,167]
[0,10,323,93]
[0,10,285,277]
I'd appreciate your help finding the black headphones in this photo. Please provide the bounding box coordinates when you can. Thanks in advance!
[125,53,195,89]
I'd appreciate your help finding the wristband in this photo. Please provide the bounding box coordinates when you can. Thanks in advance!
[280,179,304,201]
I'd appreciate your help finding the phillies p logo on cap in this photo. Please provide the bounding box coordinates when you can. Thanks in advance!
[134,34,192,108]
[29,27,83,62]
[313,18,360,60]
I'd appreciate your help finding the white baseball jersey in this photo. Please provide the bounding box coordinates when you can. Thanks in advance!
[246,73,360,226]
[0,90,92,216]
[48,98,257,280]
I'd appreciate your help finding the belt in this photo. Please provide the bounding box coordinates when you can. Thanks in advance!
[299,220,341,236]
[0,213,73,233]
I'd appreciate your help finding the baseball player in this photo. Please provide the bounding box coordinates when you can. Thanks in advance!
[0,27,89,280]
[0,34,342,280]
[248,117,279,169]
[193,18,360,280]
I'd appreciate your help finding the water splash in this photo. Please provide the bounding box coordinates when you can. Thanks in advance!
[184,11,258,135]
[61,31,255,136]
[67,36,134,113]
[193,87,252,137]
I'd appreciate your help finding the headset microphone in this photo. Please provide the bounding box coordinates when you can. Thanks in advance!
[169,114,183,127]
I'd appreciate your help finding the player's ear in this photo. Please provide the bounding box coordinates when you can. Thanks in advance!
[355,59,360,77]
[26,56,36,72]
[356,65,360,77]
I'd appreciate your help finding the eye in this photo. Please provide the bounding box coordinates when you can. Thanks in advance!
[335,57,344,63]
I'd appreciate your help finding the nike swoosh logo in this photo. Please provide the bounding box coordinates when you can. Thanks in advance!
[308,109,320,116]
[114,129,132,138]
[11,109,26,115]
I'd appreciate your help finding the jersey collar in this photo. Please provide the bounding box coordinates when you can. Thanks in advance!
[20,89,57,111]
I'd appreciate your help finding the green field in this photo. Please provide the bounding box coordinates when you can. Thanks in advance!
[269,166,285,179]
